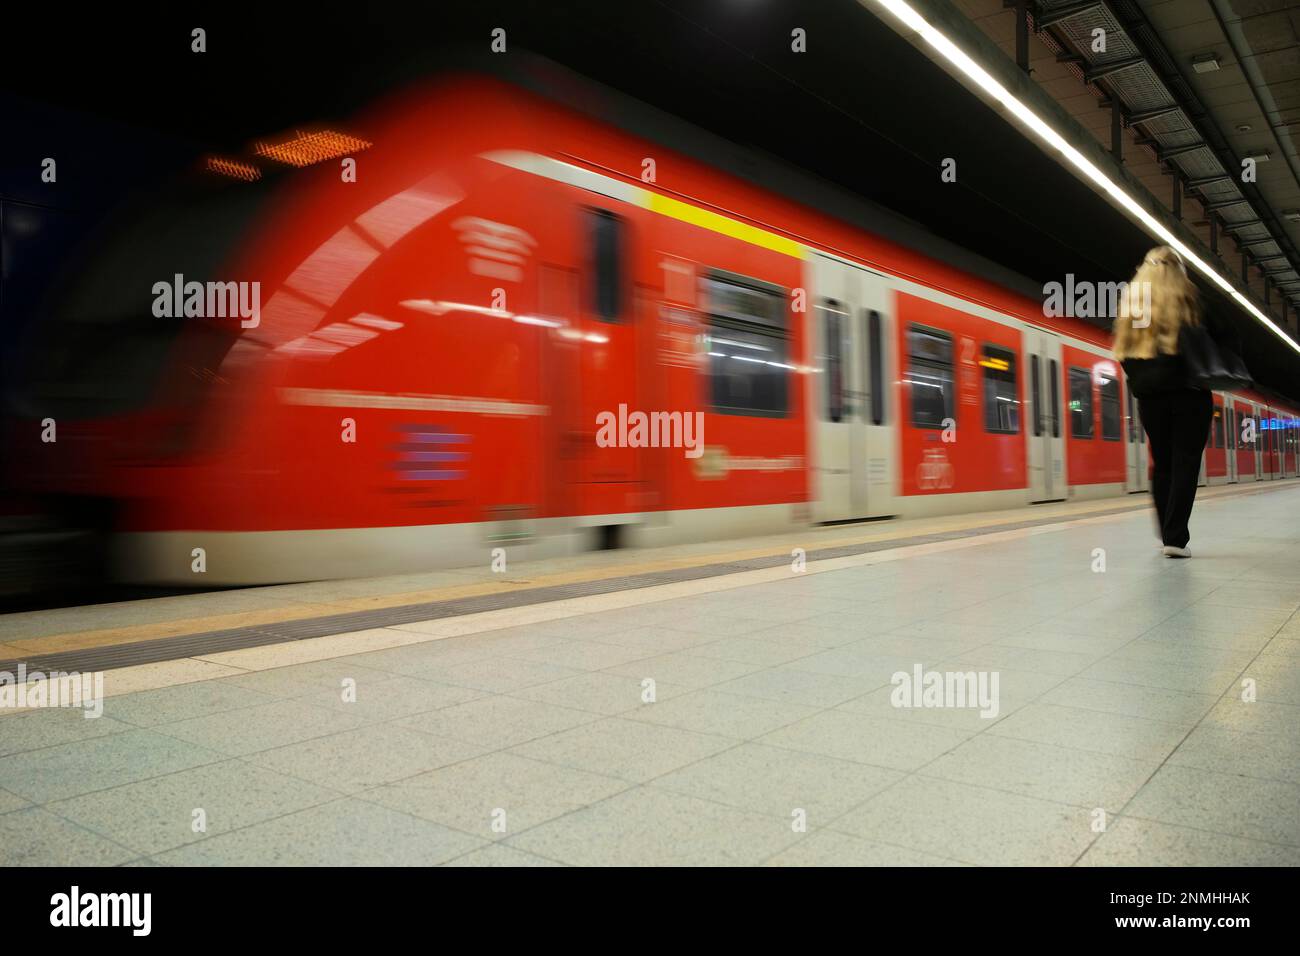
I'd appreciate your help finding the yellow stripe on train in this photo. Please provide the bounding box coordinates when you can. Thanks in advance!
[645,192,804,259]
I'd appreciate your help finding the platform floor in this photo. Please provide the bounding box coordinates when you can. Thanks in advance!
[3,483,1299,866]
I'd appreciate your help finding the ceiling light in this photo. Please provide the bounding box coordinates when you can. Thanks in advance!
[1192,53,1221,73]
[867,0,1300,355]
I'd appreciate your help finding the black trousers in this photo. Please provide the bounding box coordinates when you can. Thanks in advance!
[1138,389,1213,549]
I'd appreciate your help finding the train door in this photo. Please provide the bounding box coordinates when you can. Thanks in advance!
[1287,419,1298,477]
[1253,403,1266,479]
[1223,396,1238,483]
[809,254,895,521]
[1206,396,1227,485]
[1261,406,1277,479]
[849,264,897,518]
[1123,379,1148,492]
[1284,418,1294,478]
[1273,411,1284,478]
[555,204,644,517]
[1024,328,1065,502]
[1283,418,1293,477]
[1281,417,1292,477]
[1235,400,1258,481]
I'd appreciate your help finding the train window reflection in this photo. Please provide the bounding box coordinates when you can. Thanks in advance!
[1099,374,1121,441]
[1126,386,1136,442]
[1049,359,1061,438]
[588,207,623,322]
[907,325,952,429]
[703,271,788,417]
[819,300,848,422]
[867,310,884,426]
[1068,367,1093,439]
[981,344,1018,434]
[1031,356,1042,437]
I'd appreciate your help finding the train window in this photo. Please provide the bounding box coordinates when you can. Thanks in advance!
[702,271,788,417]
[1213,407,1225,449]
[819,300,848,423]
[588,208,623,322]
[1049,359,1061,438]
[1068,367,1094,439]
[981,345,1018,434]
[1099,373,1121,441]
[1227,408,1236,450]
[907,325,953,429]
[867,310,884,426]
[1031,356,1042,437]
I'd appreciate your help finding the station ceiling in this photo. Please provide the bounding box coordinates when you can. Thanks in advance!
[5,0,1299,401]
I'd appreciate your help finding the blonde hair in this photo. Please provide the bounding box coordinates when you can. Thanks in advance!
[1112,246,1200,360]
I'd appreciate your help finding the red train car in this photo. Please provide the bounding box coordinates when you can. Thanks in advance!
[10,75,1299,586]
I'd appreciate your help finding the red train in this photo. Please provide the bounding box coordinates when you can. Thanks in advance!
[11,75,1300,586]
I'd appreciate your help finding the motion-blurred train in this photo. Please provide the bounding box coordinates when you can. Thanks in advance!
[7,72,1299,587]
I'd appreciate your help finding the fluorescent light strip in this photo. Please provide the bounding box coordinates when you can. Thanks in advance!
[870,0,1300,355]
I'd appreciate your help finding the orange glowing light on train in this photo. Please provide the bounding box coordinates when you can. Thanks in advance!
[205,156,262,181]
[254,130,372,167]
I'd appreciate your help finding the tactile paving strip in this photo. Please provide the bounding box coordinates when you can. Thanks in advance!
[0,500,1154,676]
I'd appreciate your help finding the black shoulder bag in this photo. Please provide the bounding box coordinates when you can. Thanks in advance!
[1179,322,1252,391]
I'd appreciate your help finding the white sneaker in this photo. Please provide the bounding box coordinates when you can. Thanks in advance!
[1162,545,1192,558]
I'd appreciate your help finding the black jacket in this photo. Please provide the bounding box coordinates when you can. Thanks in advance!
[1119,309,1242,400]
[1120,353,1189,399]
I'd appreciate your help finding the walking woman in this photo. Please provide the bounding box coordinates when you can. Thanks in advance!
[1113,246,1214,558]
